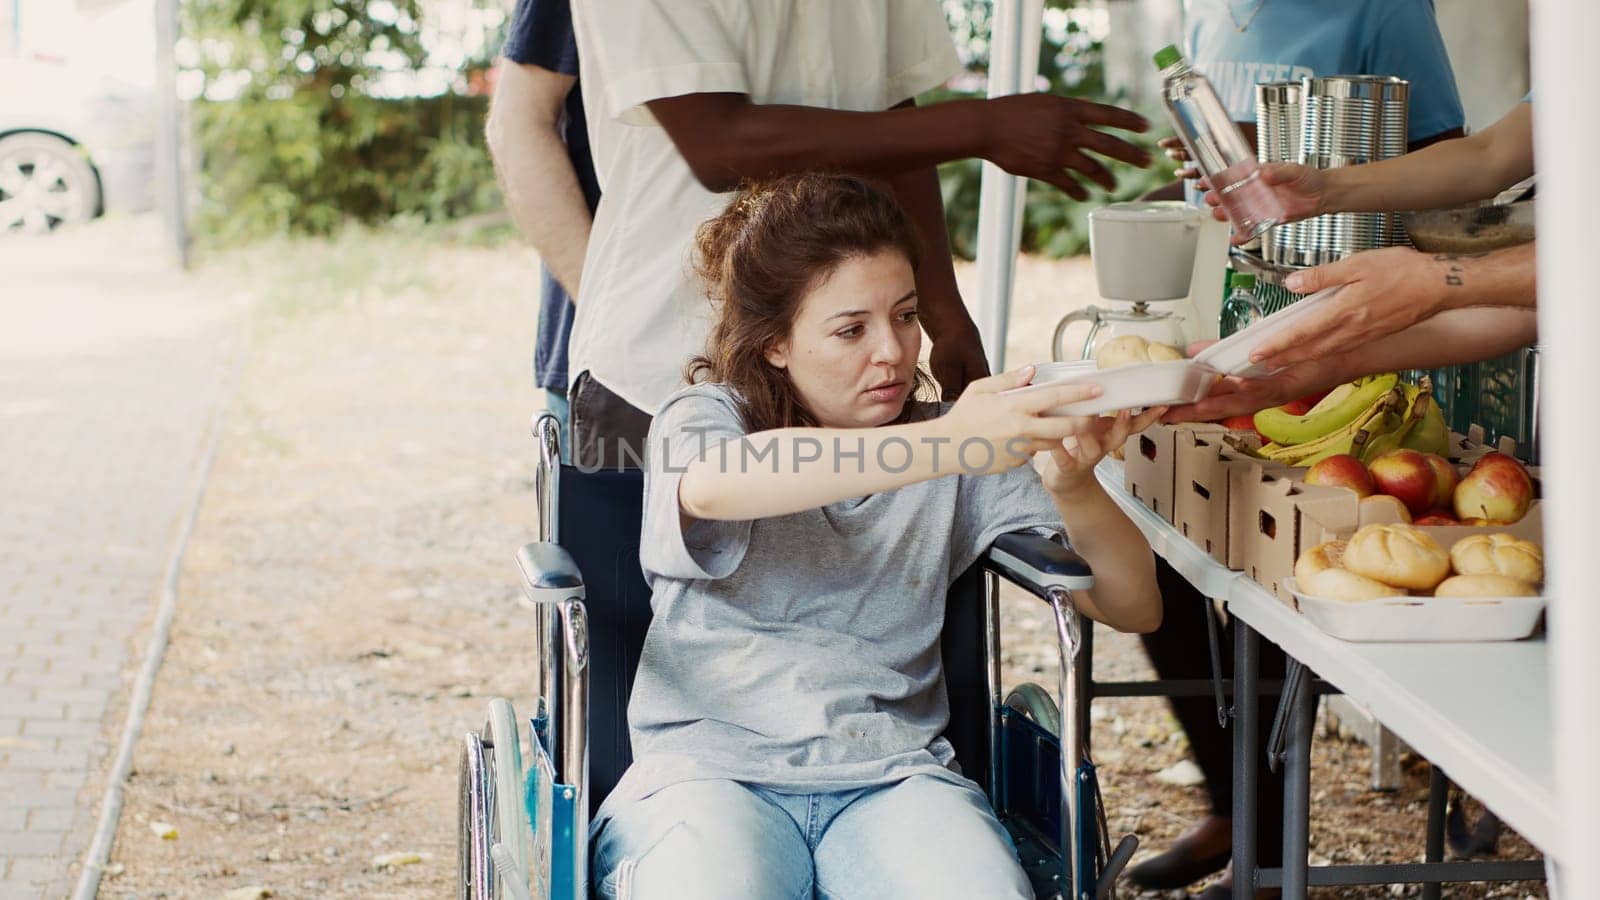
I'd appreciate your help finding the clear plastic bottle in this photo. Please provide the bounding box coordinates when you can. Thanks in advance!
[1154,45,1285,241]
[1220,272,1265,338]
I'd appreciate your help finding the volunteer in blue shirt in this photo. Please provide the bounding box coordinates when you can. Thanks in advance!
[1134,4,1465,898]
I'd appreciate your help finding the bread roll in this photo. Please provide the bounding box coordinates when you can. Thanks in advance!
[1294,540,1347,583]
[1095,334,1185,369]
[1449,533,1543,584]
[1301,566,1404,603]
[1147,341,1185,362]
[1342,523,1451,591]
[1434,574,1539,599]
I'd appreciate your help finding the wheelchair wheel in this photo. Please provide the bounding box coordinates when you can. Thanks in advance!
[1004,682,1062,736]
[483,698,532,896]
[458,731,494,900]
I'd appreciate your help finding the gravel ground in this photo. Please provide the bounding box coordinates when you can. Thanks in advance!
[97,230,1545,898]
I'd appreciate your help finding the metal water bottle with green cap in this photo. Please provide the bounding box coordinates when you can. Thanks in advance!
[1154,44,1285,240]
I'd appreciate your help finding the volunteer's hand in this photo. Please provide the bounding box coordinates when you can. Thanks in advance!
[928,324,991,400]
[981,94,1153,201]
[1247,247,1447,370]
[1203,162,1327,241]
[1162,358,1346,424]
[942,366,1107,475]
[1158,136,1198,180]
[1034,406,1167,496]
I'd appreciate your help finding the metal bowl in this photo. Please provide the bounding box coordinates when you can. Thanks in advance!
[1401,199,1535,254]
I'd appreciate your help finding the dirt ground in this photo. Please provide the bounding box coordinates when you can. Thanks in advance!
[93,231,1544,898]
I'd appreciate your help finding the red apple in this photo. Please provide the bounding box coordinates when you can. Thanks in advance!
[1471,450,1532,479]
[1305,454,1376,498]
[1281,388,1334,417]
[1454,455,1534,523]
[1413,512,1460,526]
[1368,449,1439,518]
[1222,414,1260,436]
[1420,453,1459,511]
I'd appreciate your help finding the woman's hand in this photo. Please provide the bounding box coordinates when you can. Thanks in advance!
[1033,406,1166,496]
[1203,162,1327,241]
[942,366,1109,474]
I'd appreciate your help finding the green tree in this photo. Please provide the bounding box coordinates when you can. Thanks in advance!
[186,0,501,239]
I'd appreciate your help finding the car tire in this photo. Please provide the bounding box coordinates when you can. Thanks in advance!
[0,132,101,235]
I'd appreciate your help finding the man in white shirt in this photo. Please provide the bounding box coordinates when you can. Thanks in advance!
[567,0,1155,468]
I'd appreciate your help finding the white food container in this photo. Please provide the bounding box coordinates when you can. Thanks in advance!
[1004,285,1350,416]
[1192,285,1346,377]
[1006,359,1217,417]
[1283,577,1545,643]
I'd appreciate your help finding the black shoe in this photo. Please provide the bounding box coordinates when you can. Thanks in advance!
[1126,844,1231,890]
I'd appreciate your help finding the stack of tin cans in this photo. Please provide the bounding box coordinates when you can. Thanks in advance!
[1256,75,1411,267]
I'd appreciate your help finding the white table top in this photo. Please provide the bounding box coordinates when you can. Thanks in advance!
[1095,459,1560,857]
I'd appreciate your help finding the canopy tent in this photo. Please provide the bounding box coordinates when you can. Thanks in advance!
[972,0,1599,894]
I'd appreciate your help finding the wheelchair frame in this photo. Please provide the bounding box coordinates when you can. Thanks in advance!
[458,412,1136,900]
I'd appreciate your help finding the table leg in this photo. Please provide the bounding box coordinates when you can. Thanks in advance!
[1423,765,1447,900]
[1281,667,1314,900]
[1232,621,1259,900]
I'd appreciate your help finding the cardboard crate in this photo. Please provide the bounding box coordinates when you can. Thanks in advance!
[1447,426,1520,466]
[1229,463,1361,603]
[1121,423,1182,524]
[1171,426,1277,565]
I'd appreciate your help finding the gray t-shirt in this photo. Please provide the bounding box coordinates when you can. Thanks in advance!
[596,383,1065,825]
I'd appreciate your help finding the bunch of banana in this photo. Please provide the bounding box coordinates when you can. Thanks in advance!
[1249,374,1452,467]
[1255,389,1403,466]
[1364,378,1450,461]
[1254,374,1399,444]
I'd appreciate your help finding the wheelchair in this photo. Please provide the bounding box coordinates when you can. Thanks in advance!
[457,412,1139,900]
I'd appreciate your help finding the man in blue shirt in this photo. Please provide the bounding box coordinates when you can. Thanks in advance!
[487,0,601,455]
[1134,4,1464,898]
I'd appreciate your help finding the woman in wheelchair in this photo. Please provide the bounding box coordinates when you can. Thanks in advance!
[591,173,1163,900]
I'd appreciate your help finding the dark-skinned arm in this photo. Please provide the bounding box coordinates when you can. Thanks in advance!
[645,91,1151,201]
[882,99,987,397]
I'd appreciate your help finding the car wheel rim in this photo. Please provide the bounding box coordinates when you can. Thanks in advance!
[0,151,84,235]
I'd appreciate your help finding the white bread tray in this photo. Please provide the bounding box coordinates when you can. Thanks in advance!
[1282,577,1545,643]
[1193,285,1346,378]
[1008,359,1216,417]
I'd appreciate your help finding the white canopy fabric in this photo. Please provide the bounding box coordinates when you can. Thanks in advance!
[973,1,1598,893]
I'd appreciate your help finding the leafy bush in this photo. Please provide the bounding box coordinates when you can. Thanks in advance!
[935,1,1176,258]
[184,0,502,240]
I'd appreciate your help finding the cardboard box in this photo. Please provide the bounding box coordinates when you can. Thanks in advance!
[1229,463,1360,603]
[1121,423,1181,524]
[1171,426,1277,565]
[1447,426,1520,466]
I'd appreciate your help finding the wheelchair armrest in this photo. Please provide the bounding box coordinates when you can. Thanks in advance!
[515,541,587,605]
[982,531,1094,599]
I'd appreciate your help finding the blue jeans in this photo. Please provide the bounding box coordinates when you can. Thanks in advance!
[544,387,571,464]
[591,775,1031,900]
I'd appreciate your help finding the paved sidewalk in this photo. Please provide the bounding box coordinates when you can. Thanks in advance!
[0,220,237,898]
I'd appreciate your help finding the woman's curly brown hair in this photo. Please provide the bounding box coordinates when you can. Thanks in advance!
[686,172,939,433]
